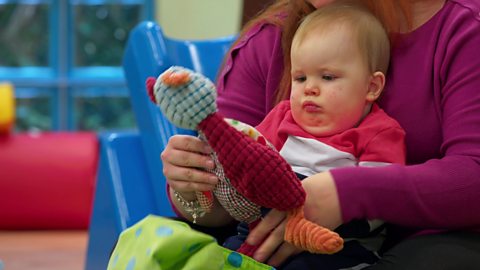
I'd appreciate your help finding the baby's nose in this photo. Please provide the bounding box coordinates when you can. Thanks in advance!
[304,85,320,96]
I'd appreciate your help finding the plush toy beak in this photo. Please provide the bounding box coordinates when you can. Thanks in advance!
[146,77,157,103]
[160,70,191,86]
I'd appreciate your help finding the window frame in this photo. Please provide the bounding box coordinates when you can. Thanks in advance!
[0,0,154,130]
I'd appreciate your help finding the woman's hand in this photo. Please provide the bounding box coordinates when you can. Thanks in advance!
[163,135,234,226]
[246,209,301,267]
[245,171,343,267]
[161,135,218,196]
[302,171,343,230]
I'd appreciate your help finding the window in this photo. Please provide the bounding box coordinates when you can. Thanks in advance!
[0,0,154,131]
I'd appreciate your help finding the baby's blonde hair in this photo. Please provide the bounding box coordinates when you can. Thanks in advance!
[292,1,390,74]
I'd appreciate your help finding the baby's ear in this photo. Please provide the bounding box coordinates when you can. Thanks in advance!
[366,71,385,102]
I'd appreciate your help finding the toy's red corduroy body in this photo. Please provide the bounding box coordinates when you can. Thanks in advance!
[147,67,344,258]
[198,113,306,210]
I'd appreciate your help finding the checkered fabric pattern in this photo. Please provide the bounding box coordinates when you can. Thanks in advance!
[195,190,214,213]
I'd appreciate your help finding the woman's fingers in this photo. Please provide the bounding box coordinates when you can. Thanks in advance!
[244,210,289,263]
[249,210,300,266]
[252,218,286,262]
[247,209,286,246]
[161,135,214,169]
[165,165,218,192]
[161,135,218,192]
[267,242,300,267]
[168,134,213,155]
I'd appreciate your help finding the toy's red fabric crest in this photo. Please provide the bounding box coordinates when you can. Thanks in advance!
[146,77,156,103]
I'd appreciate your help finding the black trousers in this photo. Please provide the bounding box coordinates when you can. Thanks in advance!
[172,218,480,270]
[366,231,480,270]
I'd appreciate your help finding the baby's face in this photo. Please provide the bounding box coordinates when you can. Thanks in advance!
[290,27,374,137]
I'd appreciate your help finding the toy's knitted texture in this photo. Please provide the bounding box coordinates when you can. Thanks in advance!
[147,66,344,257]
[151,66,217,130]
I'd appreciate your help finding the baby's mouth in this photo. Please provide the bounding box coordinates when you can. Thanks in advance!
[302,101,322,113]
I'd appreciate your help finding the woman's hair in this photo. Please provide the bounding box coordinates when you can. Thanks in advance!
[292,1,391,75]
[234,0,412,104]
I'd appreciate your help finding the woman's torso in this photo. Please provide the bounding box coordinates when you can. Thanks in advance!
[217,0,480,166]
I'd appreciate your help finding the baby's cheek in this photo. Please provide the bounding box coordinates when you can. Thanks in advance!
[325,91,343,108]
[289,98,302,113]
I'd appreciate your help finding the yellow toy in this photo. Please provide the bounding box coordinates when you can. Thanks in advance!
[0,82,15,134]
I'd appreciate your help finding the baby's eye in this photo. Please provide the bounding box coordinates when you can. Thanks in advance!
[322,74,336,81]
[293,76,307,83]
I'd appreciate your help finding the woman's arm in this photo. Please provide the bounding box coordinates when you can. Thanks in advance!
[333,5,480,229]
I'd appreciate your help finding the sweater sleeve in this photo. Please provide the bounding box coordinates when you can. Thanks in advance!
[332,3,480,230]
[216,23,284,127]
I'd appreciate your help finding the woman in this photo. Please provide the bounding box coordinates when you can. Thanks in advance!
[162,0,480,269]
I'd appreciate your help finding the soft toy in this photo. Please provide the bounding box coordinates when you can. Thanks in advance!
[146,66,344,257]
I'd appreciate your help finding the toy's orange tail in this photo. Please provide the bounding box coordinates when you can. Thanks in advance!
[285,206,344,254]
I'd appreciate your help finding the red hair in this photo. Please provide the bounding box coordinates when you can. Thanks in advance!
[229,0,412,105]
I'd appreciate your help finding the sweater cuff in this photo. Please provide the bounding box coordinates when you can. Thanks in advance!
[330,166,374,223]
[331,164,405,224]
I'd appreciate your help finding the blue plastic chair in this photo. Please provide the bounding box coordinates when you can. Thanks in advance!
[85,21,236,270]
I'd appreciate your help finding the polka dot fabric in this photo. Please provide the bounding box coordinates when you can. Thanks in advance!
[107,215,275,270]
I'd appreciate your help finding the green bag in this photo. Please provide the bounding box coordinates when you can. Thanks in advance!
[108,215,275,270]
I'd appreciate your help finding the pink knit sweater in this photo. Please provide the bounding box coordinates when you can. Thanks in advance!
[217,0,480,231]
